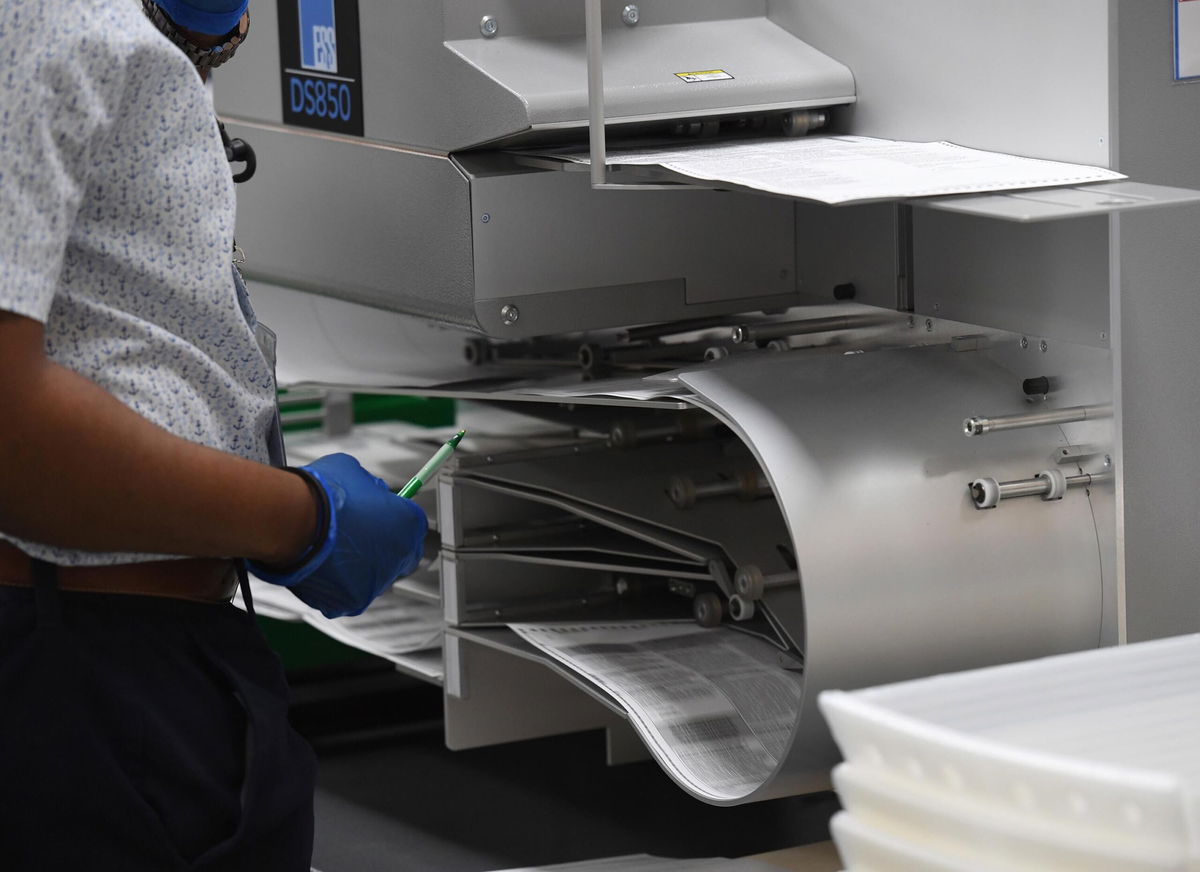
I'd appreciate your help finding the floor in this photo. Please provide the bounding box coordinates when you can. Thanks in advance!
[303,700,840,872]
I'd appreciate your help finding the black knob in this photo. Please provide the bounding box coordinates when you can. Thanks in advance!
[1022,376,1052,396]
[464,339,489,365]
[833,283,857,300]
[578,343,604,373]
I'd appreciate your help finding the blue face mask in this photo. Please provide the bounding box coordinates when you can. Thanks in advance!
[154,0,248,35]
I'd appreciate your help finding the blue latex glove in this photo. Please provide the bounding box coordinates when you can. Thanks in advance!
[249,453,428,618]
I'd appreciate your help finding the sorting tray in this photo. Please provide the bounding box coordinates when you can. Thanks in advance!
[830,811,987,872]
[819,634,1200,867]
[833,763,1188,871]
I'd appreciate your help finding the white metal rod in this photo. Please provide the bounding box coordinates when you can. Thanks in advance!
[585,0,607,188]
[963,404,1113,437]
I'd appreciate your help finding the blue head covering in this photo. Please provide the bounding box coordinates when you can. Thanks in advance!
[155,0,248,35]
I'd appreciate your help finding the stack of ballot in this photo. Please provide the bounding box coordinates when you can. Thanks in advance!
[241,577,445,681]
[526,135,1126,205]
[818,635,1200,871]
[512,620,803,804]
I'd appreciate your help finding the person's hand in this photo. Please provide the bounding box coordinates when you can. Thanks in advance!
[248,453,427,618]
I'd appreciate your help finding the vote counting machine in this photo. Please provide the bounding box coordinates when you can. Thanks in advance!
[217,1,1200,803]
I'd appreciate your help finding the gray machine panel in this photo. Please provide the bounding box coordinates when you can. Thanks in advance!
[228,128,803,335]
[446,14,855,135]
[465,154,798,334]
[358,0,526,152]
[913,212,1111,348]
[224,122,479,327]
[793,202,901,310]
[771,0,1112,166]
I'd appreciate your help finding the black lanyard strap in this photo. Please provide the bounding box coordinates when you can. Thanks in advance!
[30,558,61,629]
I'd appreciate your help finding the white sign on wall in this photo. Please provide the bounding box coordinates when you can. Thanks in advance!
[1176,0,1200,80]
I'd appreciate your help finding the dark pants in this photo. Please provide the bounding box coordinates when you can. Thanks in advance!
[0,563,316,871]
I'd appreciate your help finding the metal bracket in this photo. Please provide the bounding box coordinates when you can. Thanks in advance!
[584,0,689,192]
[1054,443,1104,465]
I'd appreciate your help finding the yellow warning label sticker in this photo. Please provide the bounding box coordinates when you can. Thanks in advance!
[675,70,734,83]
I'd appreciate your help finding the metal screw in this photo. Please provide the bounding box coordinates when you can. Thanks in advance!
[1039,340,1048,353]
[933,302,940,312]
[1100,331,1108,341]
[480,15,498,37]
[924,318,933,332]
[1020,337,1029,349]
[621,4,640,25]
[500,304,520,325]
[1104,455,1112,468]
[480,212,491,223]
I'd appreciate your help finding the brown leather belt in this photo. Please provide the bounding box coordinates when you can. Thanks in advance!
[0,540,238,604]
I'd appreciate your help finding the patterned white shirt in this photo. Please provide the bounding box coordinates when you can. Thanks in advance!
[0,0,277,564]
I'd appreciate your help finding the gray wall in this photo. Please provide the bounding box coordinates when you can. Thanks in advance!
[1114,0,1200,640]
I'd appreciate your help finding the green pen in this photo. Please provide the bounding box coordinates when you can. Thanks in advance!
[398,430,466,498]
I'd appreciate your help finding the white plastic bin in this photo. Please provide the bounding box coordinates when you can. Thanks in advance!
[830,810,994,872]
[819,634,1200,866]
[833,762,1188,871]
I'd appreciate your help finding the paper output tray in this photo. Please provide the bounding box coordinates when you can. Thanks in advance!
[918,181,1200,222]
[437,342,1109,804]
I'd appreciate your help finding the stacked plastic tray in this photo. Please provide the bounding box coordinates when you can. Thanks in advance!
[818,634,1200,871]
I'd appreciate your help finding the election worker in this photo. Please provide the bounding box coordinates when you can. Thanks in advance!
[0,0,426,868]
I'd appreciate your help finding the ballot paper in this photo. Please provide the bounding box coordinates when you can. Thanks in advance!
[284,407,584,472]
[302,588,443,658]
[532,135,1125,205]
[239,578,444,664]
[522,376,687,402]
[486,855,782,872]
[509,621,803,802]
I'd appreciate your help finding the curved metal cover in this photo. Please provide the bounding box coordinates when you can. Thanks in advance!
[445,17,855,147]
[677,347,1103,802]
